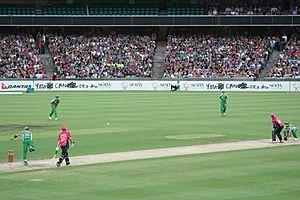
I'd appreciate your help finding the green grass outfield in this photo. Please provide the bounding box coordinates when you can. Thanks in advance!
[0,91,299,162]
[0,91,299,200]
[0,146,299,200]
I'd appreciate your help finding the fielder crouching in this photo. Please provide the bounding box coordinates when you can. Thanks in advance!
[171,81,180,91]
[56,125,74,167]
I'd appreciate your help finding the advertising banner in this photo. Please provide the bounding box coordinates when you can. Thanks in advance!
[33,80,151,91]
[178,81,289,92]
[290,82,300,92]
[0,80,295,92]
[0,81,34,91]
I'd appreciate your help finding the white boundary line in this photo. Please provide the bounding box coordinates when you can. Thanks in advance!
[0,92,23,95]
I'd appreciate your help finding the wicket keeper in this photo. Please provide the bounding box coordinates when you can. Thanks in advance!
[49,95,60,120]
[219,91,228,116]
[10,126,36,165]
[284,121,298,141]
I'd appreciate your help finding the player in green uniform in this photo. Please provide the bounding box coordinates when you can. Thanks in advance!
[49,95,60,120]
[171,81,180,91]
[283,121,298,141]
[10,126,36,165]
[219,91,228,116]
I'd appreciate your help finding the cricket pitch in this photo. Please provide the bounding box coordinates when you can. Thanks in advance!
[0,139,299,173]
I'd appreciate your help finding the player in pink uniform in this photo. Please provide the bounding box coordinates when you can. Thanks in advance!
[271,113,284,143]
[56,125,74,167]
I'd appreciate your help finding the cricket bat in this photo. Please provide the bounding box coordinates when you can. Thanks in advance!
[50,149,58,164]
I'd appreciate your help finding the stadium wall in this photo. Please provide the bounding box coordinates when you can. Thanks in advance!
[0,15,300,26]
[0,80,300,92]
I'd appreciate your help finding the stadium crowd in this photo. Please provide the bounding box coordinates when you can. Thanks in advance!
[0,29,298,80]
[208,1,297,16]
[47,33,156,79]
[0,33,46,79]
[223,5,283,15]
[268,37,300,78]
[163,34,271,79]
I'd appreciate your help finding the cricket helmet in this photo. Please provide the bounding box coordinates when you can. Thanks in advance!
[56,95,59,98]
[271,113,276,118]
[284,121,289,125]
[61,125,67,130]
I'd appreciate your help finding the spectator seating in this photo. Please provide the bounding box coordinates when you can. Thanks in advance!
[89,4,159,16]
[167,5,206,15]
[0,33,46,79]
[47,33,156,79]
[43,4,86,15]
[222,5,282,15]
[268,37,300,78]
[0,4,35,15]
[164,34,271,78]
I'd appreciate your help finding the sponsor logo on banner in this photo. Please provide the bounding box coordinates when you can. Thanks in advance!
[35,81,113,90]
[1,82,32,90]
[121,82,145,90]
[292,82,300,91]
[177,81,287,91]
[121,82,128,90]
[182,82,190,91]
[35,82,54,90]
[182,82,204,91]
[97,82,111,88]
[128,82,143,88]
[151,81,159,91]
[2,83,8,89]
[206,82,249,90]
[151,81,174,91]
[0,80,294,92]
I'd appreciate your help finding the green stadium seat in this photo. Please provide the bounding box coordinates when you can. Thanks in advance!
[88,4,159,16]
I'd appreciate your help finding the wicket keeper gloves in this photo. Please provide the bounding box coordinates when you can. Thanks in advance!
[55,146,59,151]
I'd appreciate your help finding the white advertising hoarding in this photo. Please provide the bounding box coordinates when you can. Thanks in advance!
[33,80,151,91]
[290,82,300,92]
[179,81,289,91]
[0,80,296,92]
[0,81,34,91]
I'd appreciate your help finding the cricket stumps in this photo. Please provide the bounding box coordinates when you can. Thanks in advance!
[8,150,13,168]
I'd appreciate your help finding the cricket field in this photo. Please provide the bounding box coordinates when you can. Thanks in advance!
[0,91,299,200]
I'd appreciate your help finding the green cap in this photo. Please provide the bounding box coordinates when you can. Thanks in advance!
[284,121,289,124]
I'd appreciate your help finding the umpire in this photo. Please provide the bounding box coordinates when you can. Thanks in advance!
[56,125,74,167]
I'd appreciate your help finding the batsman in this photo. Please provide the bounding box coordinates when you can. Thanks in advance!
[10,126,36,165]
[49,95,60,120]
[284,122,298,141]
[219,91,228,116]
[271,113,284,143]
[56,125,74,167]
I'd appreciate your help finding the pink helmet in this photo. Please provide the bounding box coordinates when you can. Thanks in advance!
[61,125,67,130]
